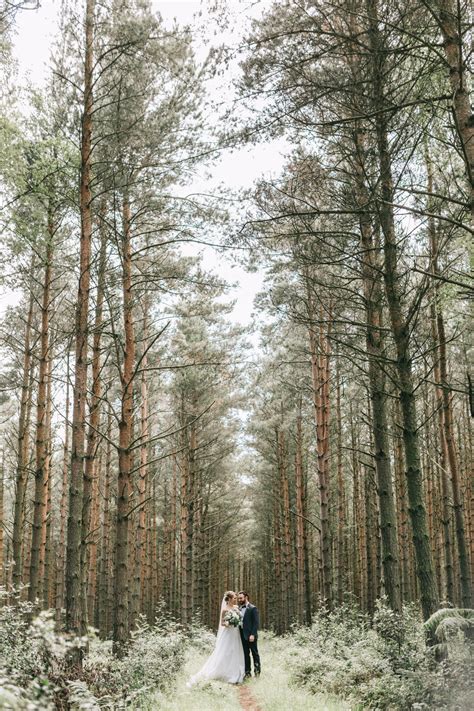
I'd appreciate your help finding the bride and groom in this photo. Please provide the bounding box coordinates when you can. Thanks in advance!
[187,590,261,686]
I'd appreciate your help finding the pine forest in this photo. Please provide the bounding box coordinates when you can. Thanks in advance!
[0,1,472,709]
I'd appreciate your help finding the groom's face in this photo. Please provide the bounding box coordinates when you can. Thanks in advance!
[237,593,247,606]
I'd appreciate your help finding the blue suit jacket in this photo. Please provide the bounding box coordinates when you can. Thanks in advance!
[240,603,259,641]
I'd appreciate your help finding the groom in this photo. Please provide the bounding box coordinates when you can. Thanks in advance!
[238,590,261,678]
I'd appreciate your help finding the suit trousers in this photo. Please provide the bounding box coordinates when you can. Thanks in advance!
[241,635,261,676]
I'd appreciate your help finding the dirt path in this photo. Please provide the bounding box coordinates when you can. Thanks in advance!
[238,684,263,711]
[244,635,350,711]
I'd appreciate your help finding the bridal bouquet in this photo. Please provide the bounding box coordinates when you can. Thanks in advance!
[223,609,241,628]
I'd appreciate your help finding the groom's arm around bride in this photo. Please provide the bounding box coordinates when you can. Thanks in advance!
[237,590,261,678]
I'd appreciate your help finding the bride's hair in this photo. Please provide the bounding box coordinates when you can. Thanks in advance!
[224,590,236,602]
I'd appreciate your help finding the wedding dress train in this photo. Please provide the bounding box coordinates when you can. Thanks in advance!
[187,617,245,685]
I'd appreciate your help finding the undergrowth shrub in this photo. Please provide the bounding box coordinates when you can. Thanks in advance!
[0,592,193,710]
[78,616,187,708]
[0,591,81,710]
[288,600,474,710]
[188,618,216,652]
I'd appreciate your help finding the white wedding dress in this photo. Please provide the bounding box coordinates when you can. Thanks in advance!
[187,603,245,686]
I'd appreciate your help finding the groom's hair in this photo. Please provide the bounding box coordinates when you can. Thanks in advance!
[238,591,249,599]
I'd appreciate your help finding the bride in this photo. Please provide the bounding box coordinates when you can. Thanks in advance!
[187,590,245,686]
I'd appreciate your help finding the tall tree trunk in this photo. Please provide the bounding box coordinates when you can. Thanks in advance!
[351,410,363,606]
[87,448,102,625]
[151,477,159,618]
[40,357,54,607]
[463,392,474,589]
[185,417,196,623]
[113,193,136,654]
[193,477,204,622]
[335,374,346,606]
[277,426,293,627]
[366,0,438,619]
[432,0,474,214]
[295,401,306,623]
[423,382,443,599]
[364,466,377,615]
[353,126,402,612]
[56,348,71,623]
[427,221,455,603]
[438,311,471,606]
[81,205,107,631]
[13,285,35,591]
[425,148,472,604]
[29,229,54,605]
[302,466,312,625]
[272,471,284,633]
[307,285,332,606]
[133,296,150,621]
[430,225,471,607]
[99,410,112,639]
[393,403,413,602]
[169,457,178,617]
[66,0,95,643]
[162,476,171,610]
[179,425,189,625]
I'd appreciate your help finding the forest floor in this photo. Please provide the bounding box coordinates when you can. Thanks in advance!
[150,633,349,711]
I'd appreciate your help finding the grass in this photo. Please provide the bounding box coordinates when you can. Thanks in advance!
[144,642,242,711]
[143,632,349,711]
[251,634,350,711]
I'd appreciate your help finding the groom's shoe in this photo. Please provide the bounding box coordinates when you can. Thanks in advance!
[244,673,251,680]
[254,669,261,676]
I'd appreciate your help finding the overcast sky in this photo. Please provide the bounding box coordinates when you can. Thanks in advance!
[6,0,289,332]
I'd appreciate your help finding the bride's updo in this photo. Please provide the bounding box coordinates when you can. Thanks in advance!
[224,590,236,602]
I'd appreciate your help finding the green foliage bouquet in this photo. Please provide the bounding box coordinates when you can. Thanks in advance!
[223,610,241,628]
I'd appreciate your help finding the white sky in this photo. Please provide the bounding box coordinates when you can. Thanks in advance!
[6,0,290,331]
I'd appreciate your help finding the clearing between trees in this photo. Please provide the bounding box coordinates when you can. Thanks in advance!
[152,635,348,711]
